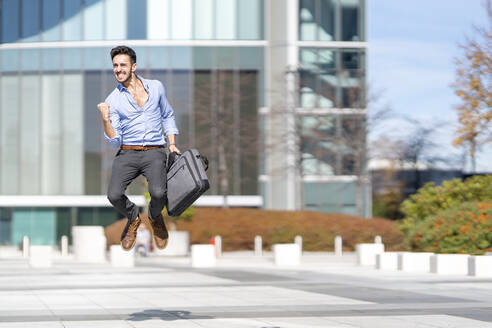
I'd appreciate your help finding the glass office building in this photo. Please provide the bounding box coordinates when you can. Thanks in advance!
[0,0,368,246]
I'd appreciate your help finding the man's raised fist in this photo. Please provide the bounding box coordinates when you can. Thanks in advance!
[97,102,110,122]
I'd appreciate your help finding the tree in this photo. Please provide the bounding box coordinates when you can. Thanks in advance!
[369,135,405,220]
[368,118,461,219]
[398,118,452,191]
[341,88,394,217]
[452,0,492,172]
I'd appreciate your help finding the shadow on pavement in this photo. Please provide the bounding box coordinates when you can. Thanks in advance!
[128,309,213,321]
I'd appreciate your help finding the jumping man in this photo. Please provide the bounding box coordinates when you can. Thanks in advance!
[97,45,180,251]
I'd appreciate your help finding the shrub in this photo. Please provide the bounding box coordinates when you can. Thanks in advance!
[372,190,404,220]
[407,202,492,254]
[174,208,408,251]
[104,208,408,251]
[399,175,492,235]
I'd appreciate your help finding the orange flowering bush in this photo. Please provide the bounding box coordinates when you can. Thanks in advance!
[105,208,408,251]
[399,175,492,237]
[408,202,492,254]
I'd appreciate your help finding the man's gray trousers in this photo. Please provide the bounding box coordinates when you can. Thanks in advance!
[107,148,167,222]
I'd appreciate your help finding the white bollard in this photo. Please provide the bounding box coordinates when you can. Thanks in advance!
[23,236,29,258]
[29,246,53,268]
[468,256,492,277]
[154,231,190,256]
[374,236,382,244]
[110,245,134,268]
[61,236,69,257]
[191,245,216,268]
[398,252,434,272]
[254,236,262,256]
[214,235,222,257]
[72,226,107,263]
[376,252,399,270]
[334,236,343,256]
[273,243,301,266]
[430,254,469,275]
[356,243,384,266]
[294,235,303,254]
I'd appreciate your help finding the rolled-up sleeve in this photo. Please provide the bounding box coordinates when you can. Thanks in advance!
[104,103,122,148]
[158,82,179,136]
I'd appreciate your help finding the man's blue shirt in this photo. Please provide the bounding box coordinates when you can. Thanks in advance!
[104,75,179,148]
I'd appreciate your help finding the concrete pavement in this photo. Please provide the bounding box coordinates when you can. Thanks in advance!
[0,251,491,327]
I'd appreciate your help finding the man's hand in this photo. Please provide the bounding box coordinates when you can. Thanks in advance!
[98,102,116,139]
[97,102,110,122]
[169,144,180,154]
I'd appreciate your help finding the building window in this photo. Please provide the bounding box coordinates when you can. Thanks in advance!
[63,0,82,41]
[300,0,335,41]
[171,0,191,39]
[304,181,358,214]
[84,0,104,40]
[0,49,20,71]
[0,74,20,194]
[238,0,262,40]
[127,0,147,39]
[148,0,169,40]
[0,208,13,245]
[193,0,213,39]
[21,48,41,71]
[1,0,20,43]
[105,0,127,40]
[299,0,364,42]
[21,0,41,42]
[42,48,61,71]
[299,48,364,108]
[300,0,317,41]
[341,0,361,41]
[300,48,337,108]
[215,0,236,39]
[194,69,259,195]
[301,113,365,176]
[42,0,62,41]
[62,73,84,195]
[340,113,365,174]
[301,115,337,175]
[340,50,364,108]
[41,74,62,194]
[20,74,42,193]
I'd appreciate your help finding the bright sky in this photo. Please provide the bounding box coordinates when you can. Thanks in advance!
[367,0,490,172]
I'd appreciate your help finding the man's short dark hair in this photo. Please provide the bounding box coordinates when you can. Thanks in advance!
[110,46,137,64]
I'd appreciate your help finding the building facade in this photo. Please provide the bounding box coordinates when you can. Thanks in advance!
[0,0,368,246]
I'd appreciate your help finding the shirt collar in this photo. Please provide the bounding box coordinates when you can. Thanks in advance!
[117,75,149,92]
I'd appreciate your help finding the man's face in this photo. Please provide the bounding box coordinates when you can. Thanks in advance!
[112,54,136,84]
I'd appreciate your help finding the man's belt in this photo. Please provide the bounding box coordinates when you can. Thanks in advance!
[121,145,164,151]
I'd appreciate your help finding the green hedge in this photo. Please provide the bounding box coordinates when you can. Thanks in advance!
[399,175,492,235]
[407,202,492,254]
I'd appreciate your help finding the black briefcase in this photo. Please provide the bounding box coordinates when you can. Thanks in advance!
[166,149,210,217]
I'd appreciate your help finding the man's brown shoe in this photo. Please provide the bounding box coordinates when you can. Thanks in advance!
[151,214,168,249]
[121,215,141,251]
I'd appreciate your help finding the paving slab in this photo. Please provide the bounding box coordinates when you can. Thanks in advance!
[0,251,491,327]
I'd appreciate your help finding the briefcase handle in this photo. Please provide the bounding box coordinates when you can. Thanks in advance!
[167,151,179,171]
[167,151,209,172]
[198,154,209,171]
